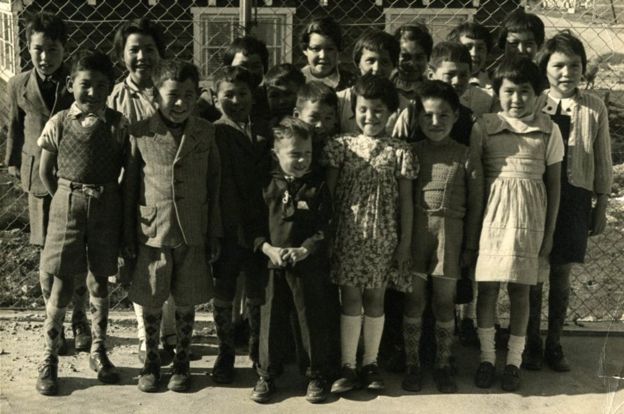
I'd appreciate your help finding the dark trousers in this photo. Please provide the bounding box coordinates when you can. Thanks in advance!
[257,267,337,379]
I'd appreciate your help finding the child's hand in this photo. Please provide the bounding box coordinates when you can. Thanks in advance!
[282,247,310,264]
[589,196,608,236]
[461,249,478,268]
[539,234,554,258]
[393,241,412,274]
[209,238,221,263]
[262,243,286,267]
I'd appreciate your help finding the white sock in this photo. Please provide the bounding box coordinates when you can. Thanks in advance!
[340,314,362,367]
[478,327,496,364]
[362,315,385,366]
[507,335,526,368]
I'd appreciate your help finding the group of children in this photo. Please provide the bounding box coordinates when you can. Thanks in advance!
[4,7,612,404]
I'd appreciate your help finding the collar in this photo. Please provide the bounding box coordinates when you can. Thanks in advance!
[482,112,553,135]
[124,75,155,99]
[540,89,579,115]
[67,102,107,121]
[35,67,65,84]
[301,65,340,89]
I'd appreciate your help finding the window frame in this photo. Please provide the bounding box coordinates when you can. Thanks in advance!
[0,1,19,81]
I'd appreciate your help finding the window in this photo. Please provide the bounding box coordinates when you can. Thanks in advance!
[191,7,295,86]
[0,2,18,81]
[384,7,477,43]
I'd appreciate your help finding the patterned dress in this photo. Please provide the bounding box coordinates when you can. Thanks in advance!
[324,134,418,290]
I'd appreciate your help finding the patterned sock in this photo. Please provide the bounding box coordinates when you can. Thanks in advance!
[362,315,385,366]
[71,273,89,328]
[246,302,261,364]
[478,327,496,364]
[213,303,235,355]
[435,319,455,368]
[143,309,162,366]
[507,335,526,368]
[89,296,109,354]
[44,303,67,357]
[403,316,422,368]
[340,314,362,367]
[174,306,195,365]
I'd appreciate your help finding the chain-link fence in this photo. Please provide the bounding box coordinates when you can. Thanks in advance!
[0,0,623,323]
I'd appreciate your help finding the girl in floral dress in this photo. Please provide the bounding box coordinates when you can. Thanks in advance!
[324,73,417,394]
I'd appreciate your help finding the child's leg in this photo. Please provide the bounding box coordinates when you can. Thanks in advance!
[403,276,427,368]
[173,305,195,365]
[331,286,363,393]
[546,264,572,348]
[362,287,385,366]
[477,282,500,364]
[526,282,544,347]
[70,271,92,351]
[142,306,163,369]
[161,296,177,347]
[506,282,531,368]
[43,276,75,357]
[87,272,119,384]
[431,278,456,369]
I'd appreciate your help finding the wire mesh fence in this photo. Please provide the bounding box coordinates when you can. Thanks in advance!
[0,0,623,323]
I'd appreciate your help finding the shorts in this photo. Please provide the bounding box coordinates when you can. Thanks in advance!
[129,243,213,308]
[28,193,51,246]
[412,213,463,280]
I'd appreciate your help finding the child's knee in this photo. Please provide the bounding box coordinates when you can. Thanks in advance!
[404,293,426,318]
[507,283,530,302]
[49,277,74,307]
[432,295,455,320]
[86,273,108,298]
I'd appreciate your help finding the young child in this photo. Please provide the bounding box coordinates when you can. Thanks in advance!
[250,117,334,404]
[402,80,483,394]
[265,63,306,126]
[123,60,221,393]
[299,16,356,91]
[448,22,494,89]
[499,9,545,61]
[391,24,433,100]
[36,50,127,395]
[5,12,91,356]
[523,32,613,372]
[294,81,338,160]
[108,16,178,367]
[326,73,416,393]
[471,56,563,392]
[211,65,272,383]
[337,29,408,134]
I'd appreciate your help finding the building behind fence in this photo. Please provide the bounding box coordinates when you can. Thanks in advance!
[0,0,623,323]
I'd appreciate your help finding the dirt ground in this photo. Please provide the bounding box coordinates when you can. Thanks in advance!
[0,311,622,414]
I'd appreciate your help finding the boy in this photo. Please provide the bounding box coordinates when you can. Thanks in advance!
[265,63,306,126]
[124,60,221,393]
[293,81,338,160]
[391,24,433,100]
[5,12,91,355]
[36,50,127,395]
[448,22,494,89]
[499,9,545,61]
[211,65,272,383]
[250,117,333,404]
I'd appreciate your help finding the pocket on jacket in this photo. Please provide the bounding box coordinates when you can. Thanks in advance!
[138,205,157,238]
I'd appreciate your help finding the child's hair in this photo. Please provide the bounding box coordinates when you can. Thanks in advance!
[353,29,400,68]
[222,36,270,74]
[113,17,166,61]
[492,55,542,94]
[70,50,116,84]
[416,80,460,112]
[352,72,399,112]
[537,31,587,75]
[152,60,200,89]
[212,65,256,92]
[265,63,306,89]
[447,22,493,53]
[273,116,313,146]
[497,9,545,50]
[25,12,67,45]
[296,81,338,111]
[429,41,472,70]
[394,24,434,60]
[299,16,343,51]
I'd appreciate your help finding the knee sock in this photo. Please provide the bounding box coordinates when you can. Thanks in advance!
[143,309,162,366]
[403,316,422,367]
[71,273,89,328]
[435,319,455,368]
[44,303,67,357]
[213,303,235,355]
[161,297,177,340]
[478,327,496,364]
[90,296,109,354]
[174,306,195,365]
[340,314,362,367]
[362,315,385,366]
[39,265,52,305]
[507,335,526,368]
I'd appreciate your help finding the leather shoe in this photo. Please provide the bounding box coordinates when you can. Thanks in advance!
[138,363,160,393]
[168,361,191,392]
[474,361,496,388]
[402,365,423,392]
[545,344,571,372]
[250,376,276,403]
[89,351,120,384]
[72,322,92,353]
[305,377,328,404]
[501,364,521,391]
[36,356,59,396]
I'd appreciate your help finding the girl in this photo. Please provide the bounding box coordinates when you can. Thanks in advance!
[498,9,545,61]
[391,24,432,100]
[471,56,564,392]
[325,73,416,393]
[108,17,177,366]
[524,32,612,372]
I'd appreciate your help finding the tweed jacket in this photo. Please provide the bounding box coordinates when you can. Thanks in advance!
[5,67,73,196]
[124,112,222,249]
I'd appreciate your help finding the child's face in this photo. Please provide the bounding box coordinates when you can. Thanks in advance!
[355,96,391,137]
[498,78,536,118]
[267,82,299,119]
[358,48,394,78]
[68,70,112,114]
[123,33,161,88]
[231,52,265,81]
[430,61,471,96]
[294,99,337,138]
[303,33,339,78]
[273,137,312,178]
[398,39,428,80]
[28,32,64,77]
[505,31,539,60]
[546,51,582,99]
[459,35,488,74]
[156,78,198,124]
[215,80,253,123]
[417,98,458,142]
